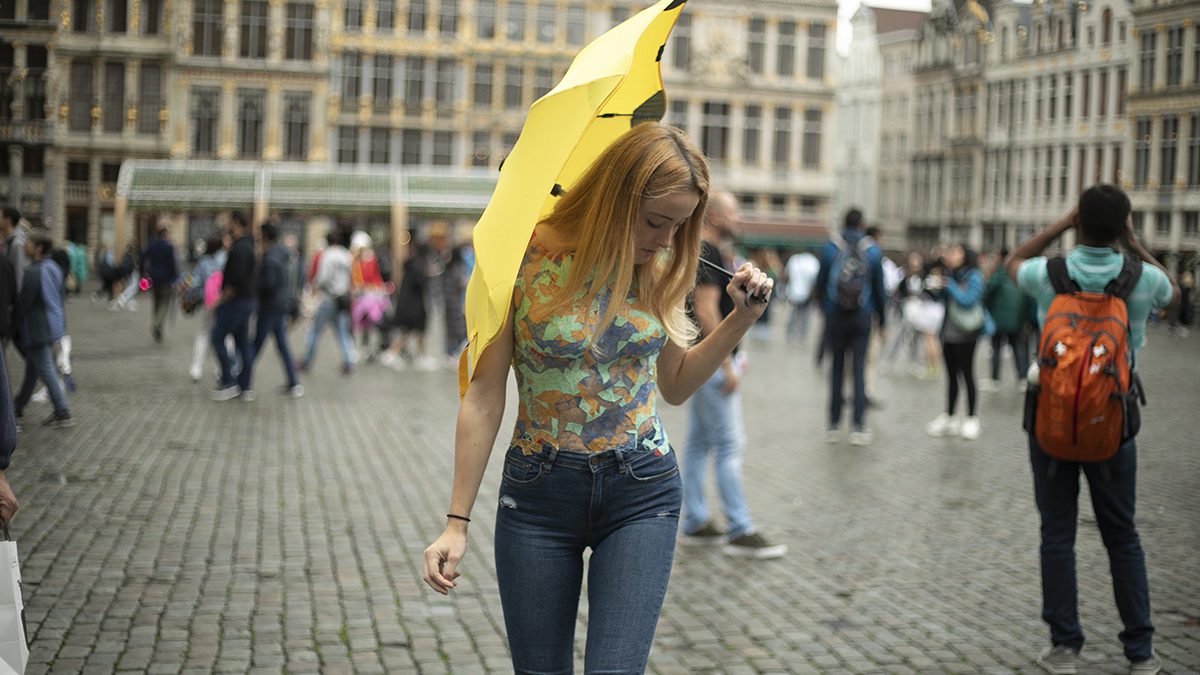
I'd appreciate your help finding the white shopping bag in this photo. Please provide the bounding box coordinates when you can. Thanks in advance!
[0,524,28,675]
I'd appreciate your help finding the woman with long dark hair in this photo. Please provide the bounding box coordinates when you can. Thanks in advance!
[926,244,986,440]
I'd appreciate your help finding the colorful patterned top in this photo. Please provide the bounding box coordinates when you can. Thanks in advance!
[510,233,668,454]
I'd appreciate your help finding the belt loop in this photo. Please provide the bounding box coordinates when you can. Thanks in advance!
[543,444,559,472]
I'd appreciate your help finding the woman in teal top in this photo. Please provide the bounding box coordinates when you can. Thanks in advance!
[422,123,774,672]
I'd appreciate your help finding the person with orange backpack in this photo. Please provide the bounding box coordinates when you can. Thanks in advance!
[1005,185,1179,675]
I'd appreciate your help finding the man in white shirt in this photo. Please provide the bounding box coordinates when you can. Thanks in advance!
[299,230,356,375]
[784,249,820,343]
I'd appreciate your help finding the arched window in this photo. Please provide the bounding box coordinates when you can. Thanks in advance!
[1101,8,1113,45]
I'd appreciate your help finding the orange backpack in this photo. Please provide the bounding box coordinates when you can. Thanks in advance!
[1030,256,1144,462]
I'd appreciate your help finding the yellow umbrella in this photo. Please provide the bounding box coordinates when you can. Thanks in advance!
[459,0,689,395]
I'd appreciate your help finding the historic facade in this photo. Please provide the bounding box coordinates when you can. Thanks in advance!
[1125,0,1200,266]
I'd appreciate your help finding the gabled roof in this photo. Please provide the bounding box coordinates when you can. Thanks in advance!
[867,6,928,34]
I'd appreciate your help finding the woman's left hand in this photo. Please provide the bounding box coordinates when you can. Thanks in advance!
[726,262,774,315]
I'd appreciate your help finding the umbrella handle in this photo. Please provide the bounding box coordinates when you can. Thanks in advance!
[697,257,770,305]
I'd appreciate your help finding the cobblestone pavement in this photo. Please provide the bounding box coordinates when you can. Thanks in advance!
[7,298,1199,674]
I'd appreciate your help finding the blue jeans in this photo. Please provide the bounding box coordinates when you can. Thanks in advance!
[787,300,812,343]
[827,311,872,430]
[211,297,256,390]
[683,367,754,538]
[302,298,354,368]
[251,308,298,388]
[1029,437,1154,661]
[493,435,681,674]
[13,343,69,416]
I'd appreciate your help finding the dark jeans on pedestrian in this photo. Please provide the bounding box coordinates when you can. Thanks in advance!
[943,340,978,416]
[251,308,298,389]
[13,342,70,416]
[1028,437,1154,661]
[991,330,1029,382]
[211,297,255,390]
[826,311,871,430]
[493,434,681,674]
[152,284,173,335]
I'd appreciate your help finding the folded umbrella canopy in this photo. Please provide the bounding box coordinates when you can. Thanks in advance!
[458,0,688,395]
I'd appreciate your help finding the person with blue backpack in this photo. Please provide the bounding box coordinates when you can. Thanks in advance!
[815,208,887,445]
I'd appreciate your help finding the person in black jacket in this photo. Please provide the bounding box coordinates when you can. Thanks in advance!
[0,252,15,347]
[247,221,303,397]
[210,211,257,401]
[140,226,180,342]
[0,344,18,526]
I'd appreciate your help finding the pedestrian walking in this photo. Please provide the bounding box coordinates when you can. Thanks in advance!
[66,240,88,297]
[815,208,887,445]
[186,236,226,382]
[379,239,434,371]
[680,191,786,559]
[210,211,258,401]
[12,229,73,428]
[30,242,76,403]
[299,230,355,375]
[1166,270,1193,337]
[441,243,470,369]
[421,124,774,673]
[248,221,303,398]
[784,247,820,344]
[925,244,986,440]
[0,208,29,294]
[984,248,1032,392]
[140,226,180,342]
[1006,185,1177,675]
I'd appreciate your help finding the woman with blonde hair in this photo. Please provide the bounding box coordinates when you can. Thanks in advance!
[421,123,774,671]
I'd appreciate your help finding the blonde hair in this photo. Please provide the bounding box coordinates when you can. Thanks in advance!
[537,123,709,348]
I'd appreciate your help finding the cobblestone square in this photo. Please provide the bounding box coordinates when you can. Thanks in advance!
[7,302,1199,673]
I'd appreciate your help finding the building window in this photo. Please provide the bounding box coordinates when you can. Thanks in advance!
[537,2,555,43]
[743,104,761,165]
[1134,117,1151,187]
[103,62,124,132]
[1101,8,1112,45]
[777,21,796,77]
[803,108,822,168]
[1081,71,1090,118]
[534,65,554,99]
[341,53,362,112]
[1139,33,1155,91]
[566,4,586,46]
[432,131,453,166]
[1034,77,1042,121]
[27,0,50,19]
[1184,211,1199,237]
[474,64,493,109]
[477,0,496,39]
[1166,26,1183,87]
[240,0,269,58]
[408,0,426,35]
[283,92,310,160]
[1048,75,1057,121]
[472,131,490,167]
[142,0,164,34]
[373,55,393,113]
[73,0,94,32]
[236,89,265,158]
[669,100,688,135]
[338,126,359,164]
[193,0,223,56]
[1116,67,1126,115]
[68,61,93,130]
[23,46,47,122]
[1161,116,1179,186]
[1155,211,1171,237]
[1044,147,1053,198]
[699,102,730,161]
[1189,113,1200,187]
[376,0,394,32]
[1098,70,1108,117]
[344,0,363,32]
[672,14,691,72]
[747,17,766,75]
[439,0,458,35]
[285,3,315,60]
[1112,144,1122,184]
[807,23,826,80]
[773,107,791,168]
[405,57,426,113]
[506,0,526,42]
[505,65,523,109]
[435,58,457,111]
[609,6,627,28]
[1059,145,1069,199]
[1195,27,1200,85]
[370,127,390,164]
[137,63,162,134]
[108,0,127,32]
[1063,73,1072,122]
[190,87,220,157]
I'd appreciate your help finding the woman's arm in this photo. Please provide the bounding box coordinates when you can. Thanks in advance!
[657,263,771,405]
[422,307,514,595]
[945,269,984,307]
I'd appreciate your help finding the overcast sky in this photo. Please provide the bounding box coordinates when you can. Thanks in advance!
[837,0,933,54]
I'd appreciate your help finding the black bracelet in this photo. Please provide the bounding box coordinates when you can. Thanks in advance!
[446,513,471,523]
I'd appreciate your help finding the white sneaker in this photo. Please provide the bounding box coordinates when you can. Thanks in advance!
[960,416,981,440]
[379,351,407,371]
[413,355,439,372]
[189,365,202,382]
[926,413,960,437]
[210,384,241,401]
[31,388,49,404]
[848,429,873,446]
[825,428,841,444]
[240,389,256,402]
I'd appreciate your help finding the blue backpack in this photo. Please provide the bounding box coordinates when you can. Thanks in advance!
[829,236,872,312]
